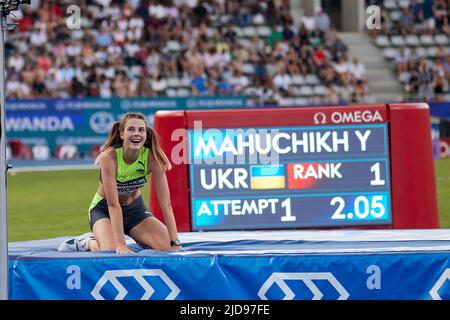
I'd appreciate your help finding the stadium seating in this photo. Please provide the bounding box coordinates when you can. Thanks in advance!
[373,0,450,101]
[6,0,370,106]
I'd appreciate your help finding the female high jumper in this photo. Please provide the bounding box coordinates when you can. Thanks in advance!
[58,112,182,253]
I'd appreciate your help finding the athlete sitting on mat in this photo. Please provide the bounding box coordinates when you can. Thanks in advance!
[58,112,182,254]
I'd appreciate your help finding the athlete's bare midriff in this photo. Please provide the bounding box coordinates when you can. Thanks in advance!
[96,183,141,206]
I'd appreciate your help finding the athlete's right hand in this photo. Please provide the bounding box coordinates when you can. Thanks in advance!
[116,244,134,254]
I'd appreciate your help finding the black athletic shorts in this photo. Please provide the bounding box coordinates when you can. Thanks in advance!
[88,194,153,235]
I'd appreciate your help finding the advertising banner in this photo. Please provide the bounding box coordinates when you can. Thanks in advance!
[5,97,247,156]
[9,250,450,300]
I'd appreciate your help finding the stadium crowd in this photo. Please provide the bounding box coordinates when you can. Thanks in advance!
[372,0,450,101]
[6,0,369,105]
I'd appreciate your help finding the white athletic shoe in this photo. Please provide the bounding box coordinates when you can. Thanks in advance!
[58,232,95,252]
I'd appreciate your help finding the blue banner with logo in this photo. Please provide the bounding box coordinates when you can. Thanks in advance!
[6,99,447,157]
[9,251,450,300]
[8,232,450,300]
[5,97,247,155]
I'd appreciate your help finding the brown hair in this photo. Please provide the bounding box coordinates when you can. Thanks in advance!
[98,112,172,170]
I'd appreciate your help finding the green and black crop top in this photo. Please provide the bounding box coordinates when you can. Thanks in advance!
[100,146,149,195]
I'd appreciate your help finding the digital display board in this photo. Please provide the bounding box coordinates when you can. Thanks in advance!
[151,104,439,231]
[189,121,392,230]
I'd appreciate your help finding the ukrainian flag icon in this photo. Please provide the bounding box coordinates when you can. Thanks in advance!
[250,165,285,190]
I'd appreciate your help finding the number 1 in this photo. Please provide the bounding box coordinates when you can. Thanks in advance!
[281,198,296,222]
[370,163,385,186]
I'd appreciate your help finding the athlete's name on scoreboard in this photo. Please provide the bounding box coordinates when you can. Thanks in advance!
[195,130,372,157]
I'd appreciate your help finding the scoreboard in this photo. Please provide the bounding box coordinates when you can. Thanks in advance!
[190,124,391,230]
[150,104,439,231]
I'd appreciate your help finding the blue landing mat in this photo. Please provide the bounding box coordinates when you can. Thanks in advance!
[8,229,450,300]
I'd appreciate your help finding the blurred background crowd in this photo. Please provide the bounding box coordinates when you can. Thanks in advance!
[5,0,371,105]
[372,0,450,101]
[3,0,450,162]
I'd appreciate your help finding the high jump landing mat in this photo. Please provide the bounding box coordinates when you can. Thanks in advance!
[8,229,450,300]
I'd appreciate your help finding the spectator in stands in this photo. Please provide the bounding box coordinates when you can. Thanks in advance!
[333,55,351,85]
[145,48,161,78]
[152,74,169,96]
[272,64,292,95]
[297,22,311,45]
[217,75,232,95]
[408,47,422,64]
[416,58,434,100]
[99,74,112,98]
[254,57,269,87]
[203,47,221,72]
[282,21,295,41]
[234,44,251,66]
[58,62,75,89]
[190,68,208,96]
[339,75,354,102]
[6,73,30,98]
[32,63,46,97]
[255,78,278,106]
[70,76,86,98]
[353,79,368,103]
[349,57,367,85]
[394,47,409,74]
[407,66,419,95]
[265,0,279,26]
[285,57,300,77]
[17,5,33,33]
[267,25,283,48]
[409,0,424,24]
[423,0,436,34]
[433,0,448,30]
[96,25,114,48]
[298,45,315,75]
[193,1,209,26]
[229,68,250,94]
[313,45,327,69]
[399,7,415,35]
[314,8,331,37]
[326,83,339,104]
[137,75,154,97]
[29,24,47,47]
[44,67,58,95]
[8,51,25,74]
[160,48,178,77]
[223,25,238,45]
[326,27,348,60]
[443,55,450,78]
[321,61,338,86]
[432,71,449,100]
[301,11,316,35]
[435,45,447,63]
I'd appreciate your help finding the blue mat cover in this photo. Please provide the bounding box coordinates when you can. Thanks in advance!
[8,230,450,300]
